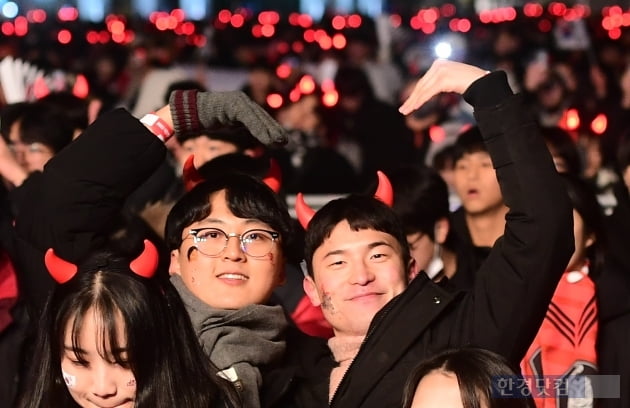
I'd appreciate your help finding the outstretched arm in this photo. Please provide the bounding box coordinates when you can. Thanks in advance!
[13,91,288,314]
[400,60,573,364]
[16,90,288,258]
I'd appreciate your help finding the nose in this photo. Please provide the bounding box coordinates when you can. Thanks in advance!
[223,234,246,261]
[349,263,375,286]
[91,364,117,398]
[12,146,26,164]
[465,165,479,180]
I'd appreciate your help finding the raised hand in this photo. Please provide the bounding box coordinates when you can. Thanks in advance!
[398,59,489,116]
[169,90,288,146]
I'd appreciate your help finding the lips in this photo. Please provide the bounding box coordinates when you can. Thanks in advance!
[216,273,249,281]
[88,400,133,408]
[347,292,382,301]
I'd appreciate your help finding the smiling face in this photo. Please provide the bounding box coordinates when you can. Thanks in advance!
[169,189,285,309]
[453,151,504,216]
[60,308,136,408]
[304,221,409,337]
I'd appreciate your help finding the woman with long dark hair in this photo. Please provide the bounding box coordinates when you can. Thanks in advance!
[404,348,535,408]
[18,241,239,408]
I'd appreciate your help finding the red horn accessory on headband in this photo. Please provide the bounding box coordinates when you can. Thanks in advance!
[72,74,89,99]
[183,154,205,192]
[44,249,78,284]
[262,158,282,193]
[33,76,51,100]
[374,170,394,207]
[295,171,394,229]
[129,240,159,278]
[295,192,316,229]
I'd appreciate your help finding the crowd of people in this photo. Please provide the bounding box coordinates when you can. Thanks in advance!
[0,7,629,408]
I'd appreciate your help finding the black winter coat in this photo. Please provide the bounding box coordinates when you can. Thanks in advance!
[12,109,325,408]
[291,71,574,408]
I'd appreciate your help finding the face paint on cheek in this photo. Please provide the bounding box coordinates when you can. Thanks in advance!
[62,369,76,388]
[127,378,136,387]
[320,290,336,314]
[267,252,275,265]
[191,271,201,286]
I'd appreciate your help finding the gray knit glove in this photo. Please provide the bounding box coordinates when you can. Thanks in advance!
[169,90,288,145]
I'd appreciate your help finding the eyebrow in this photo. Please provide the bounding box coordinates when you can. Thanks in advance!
[64,345,86,354]
[199,218,270,228]
[322,241,394,259]
[63,346,129,354]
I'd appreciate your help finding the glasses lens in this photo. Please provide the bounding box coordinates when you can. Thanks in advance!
[194,228,227,256]
[242,230,275,257]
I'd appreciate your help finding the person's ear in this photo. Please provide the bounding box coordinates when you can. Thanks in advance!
[168,250,181,276]
[434,217,450,245]
[585,233,596,249]
[303,276,322,307]
[407,257,419,282]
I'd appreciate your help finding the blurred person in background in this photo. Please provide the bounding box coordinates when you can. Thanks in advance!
[388,164,457,282]
[321,65,415,190]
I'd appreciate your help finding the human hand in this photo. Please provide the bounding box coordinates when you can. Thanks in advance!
[169,90,288,146]
[398,60,488,116]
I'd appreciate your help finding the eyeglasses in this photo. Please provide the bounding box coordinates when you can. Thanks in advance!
[188,227,279,258]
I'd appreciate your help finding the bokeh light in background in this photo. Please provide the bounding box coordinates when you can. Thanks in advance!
[1,1,18,18]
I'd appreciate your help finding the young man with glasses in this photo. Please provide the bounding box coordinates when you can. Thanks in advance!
[14,89,325,408]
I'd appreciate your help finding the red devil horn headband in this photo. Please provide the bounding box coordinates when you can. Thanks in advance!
[262,158,282,193]
[295,170,394,229]
[374,170,394,206]
[44,249,78,284]
[183,154,205,192]
[129,240,160,278]
[45,240,159,283]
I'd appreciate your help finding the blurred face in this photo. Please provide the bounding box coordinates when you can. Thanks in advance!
[410,371,467,408]
[8,120,26,166]
[248,69,272,91]
[8,120,54,172]
[304,221,409,337]
[181,136,238,168]
[623,165,630,191]
[339,95,362,113]
[566,209,595,272]
[453,151,504,216]
[407,231,435,274]
[538,83,564,110]
[60,308,136,408]
[169,190,285,309]
[546,144,569,174]
[583,137,602,179]
[23,142,55,172]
